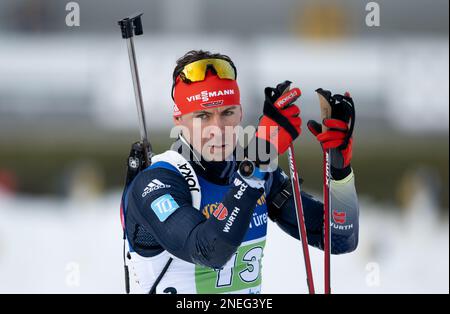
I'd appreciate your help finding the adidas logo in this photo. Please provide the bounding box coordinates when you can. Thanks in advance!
[142,179,171,198]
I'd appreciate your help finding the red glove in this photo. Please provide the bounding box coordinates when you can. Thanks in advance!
[308,89,355,179]
[255,81,302,155]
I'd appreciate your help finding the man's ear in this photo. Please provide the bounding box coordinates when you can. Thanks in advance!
[239,106,243,123]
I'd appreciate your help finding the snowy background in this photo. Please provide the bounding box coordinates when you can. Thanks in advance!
[0,0,448,294]
[0,188,448,294]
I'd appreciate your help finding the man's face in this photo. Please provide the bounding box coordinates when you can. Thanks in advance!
[174,105,242,161]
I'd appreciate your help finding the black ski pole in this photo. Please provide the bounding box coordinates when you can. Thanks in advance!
[117,12,151,294]
[118,13,152,166]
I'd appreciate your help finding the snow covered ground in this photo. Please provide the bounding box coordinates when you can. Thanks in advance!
[0,191,448,294]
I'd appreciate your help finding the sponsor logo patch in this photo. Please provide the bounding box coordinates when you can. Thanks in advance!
[233,177,249,199]
[151,194,179,222]
[213,203,228,221]
[233,178,243,186]
[223,207,241,233]
[201,100,224,108]
[332,209,346,225]
[142,179,171,198]
[186,89,236,103]
[178,163,200,192]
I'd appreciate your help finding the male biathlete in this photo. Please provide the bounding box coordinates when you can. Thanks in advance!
[121,50,359,294]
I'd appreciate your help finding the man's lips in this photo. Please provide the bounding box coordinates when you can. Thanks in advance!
[209,144,228,151]
[208,144,227,148]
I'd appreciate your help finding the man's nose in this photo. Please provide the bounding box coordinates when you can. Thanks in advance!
[211,113,226,130]
[204,114,225,139]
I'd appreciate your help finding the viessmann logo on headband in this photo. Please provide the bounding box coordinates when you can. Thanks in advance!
[186,89,236,103]
[173,76,240,116]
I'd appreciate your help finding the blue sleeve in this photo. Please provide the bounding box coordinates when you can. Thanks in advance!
[266,168,359,255]
[125,162,264,269]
